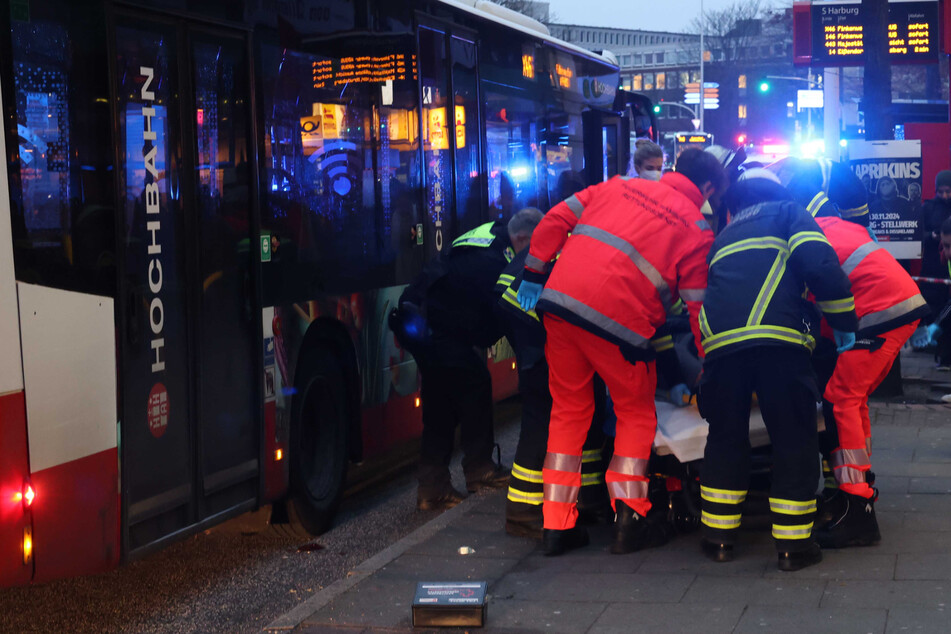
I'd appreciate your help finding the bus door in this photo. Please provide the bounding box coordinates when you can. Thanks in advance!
[583,110,628,185]
[417,22,483,258]
[112,13,260,557]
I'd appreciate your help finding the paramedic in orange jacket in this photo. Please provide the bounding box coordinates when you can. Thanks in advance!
[808,220,926,550]
[517,148,726,556]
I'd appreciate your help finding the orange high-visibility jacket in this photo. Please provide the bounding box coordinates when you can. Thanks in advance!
[816,216,929,337]
[524,172,714,357]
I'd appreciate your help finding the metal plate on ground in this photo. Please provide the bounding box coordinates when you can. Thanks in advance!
[412,581,487,628]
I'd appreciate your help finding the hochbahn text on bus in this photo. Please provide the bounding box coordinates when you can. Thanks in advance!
[0,0,656,586]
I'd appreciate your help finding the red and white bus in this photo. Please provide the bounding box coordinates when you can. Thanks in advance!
[0,0,643,585]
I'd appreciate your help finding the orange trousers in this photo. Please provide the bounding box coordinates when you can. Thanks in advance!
[543,317,656,530]
[824,321,917,498]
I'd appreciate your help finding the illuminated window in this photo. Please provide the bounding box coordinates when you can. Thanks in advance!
[656,72,665,89]
[632,74,642,91]
[738,104,748,119]
[644,73,654,90]
[738,74,747,89]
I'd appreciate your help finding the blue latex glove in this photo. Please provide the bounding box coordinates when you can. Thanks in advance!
[669,383,691,407]
[911,326,930,349]
[866,227,879,243]
[927,323,942,344]
[517,280,543,311]
[833,330,856,353]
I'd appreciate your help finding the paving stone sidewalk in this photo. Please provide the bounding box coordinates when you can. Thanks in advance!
[268,350,951,634]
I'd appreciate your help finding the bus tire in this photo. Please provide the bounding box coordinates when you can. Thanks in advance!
[288,345,350,536]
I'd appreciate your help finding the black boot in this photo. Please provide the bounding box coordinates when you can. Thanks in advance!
[505,498,543,540]
[465,463,511,492]
[777,541,822,571]
[542,526,589,556]
[815,488,846,529]
[815,491,881,548]
[700,538,734,563]
[610,500,670,555]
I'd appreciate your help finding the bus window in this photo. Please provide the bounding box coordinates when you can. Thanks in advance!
[450,35,483,237]
[258,35,421,297]
[418,26,451,258]
[7,2,115,296]
[546,111,585,209]
[484,90,544,217]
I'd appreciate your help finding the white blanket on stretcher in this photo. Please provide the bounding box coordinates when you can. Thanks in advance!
[653,402,824,464]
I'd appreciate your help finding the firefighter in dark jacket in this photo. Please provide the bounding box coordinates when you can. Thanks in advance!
[394,209,543,511]
[495,250,690,538]
[698,170,858,572]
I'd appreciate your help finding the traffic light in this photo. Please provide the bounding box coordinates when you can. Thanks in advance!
[758,81,771,93]
[653,104,661,114]
[736,133,748,145]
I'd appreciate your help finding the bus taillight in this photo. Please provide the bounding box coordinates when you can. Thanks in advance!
[274,448,283,461]
[13,481,34,509]
[22,527,33,565]
[414,397,421,408]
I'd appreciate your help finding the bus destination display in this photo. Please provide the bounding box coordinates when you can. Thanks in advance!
[313,53,418,89]
[810,0,938,65]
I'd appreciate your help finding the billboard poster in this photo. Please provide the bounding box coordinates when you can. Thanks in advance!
[848,140,922,260]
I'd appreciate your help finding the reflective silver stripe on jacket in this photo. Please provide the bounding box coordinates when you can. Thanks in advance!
[858,295,928,331]
[543,452,582,473]
[565,194,585,218]
[539,288,652,349]
[841,241,881,276]
[680,288,706,302]
[606,479,648,500]
[570,224,673,311]
[607,454,649,477]
[543,482,580,504]
[831,448,871,468]
[525,253,548,273]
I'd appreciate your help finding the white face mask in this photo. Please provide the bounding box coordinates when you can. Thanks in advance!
[639,169,662,181]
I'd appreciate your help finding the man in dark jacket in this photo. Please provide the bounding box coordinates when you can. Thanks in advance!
[697,170,858,572]
[394,208,543,511]
[917,170,951,366]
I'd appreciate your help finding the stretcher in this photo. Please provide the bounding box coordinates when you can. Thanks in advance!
[652,400,825,464]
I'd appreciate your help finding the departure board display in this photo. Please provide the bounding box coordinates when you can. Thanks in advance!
[312,53,417,89]
[808,0,938,65]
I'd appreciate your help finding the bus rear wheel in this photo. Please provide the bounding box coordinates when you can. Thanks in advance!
[287,346,351,536]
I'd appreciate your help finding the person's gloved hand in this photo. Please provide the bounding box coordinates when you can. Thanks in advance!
[517,280,543,311]
[926,323,942,345]
[833,329,856,353]
[910,326,930,349]
[866,226,879,243]
[669,383,691,407]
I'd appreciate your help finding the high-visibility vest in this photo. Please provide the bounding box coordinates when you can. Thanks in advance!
[453,222,514,262]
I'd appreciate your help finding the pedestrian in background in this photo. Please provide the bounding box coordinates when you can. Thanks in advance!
[917,170,951,368]
[697,170,857,572]
[631,139,664,181]
[517,148,723,557]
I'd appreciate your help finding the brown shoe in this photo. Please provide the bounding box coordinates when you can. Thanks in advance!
[417,487,466,511]
[465,464,511,493]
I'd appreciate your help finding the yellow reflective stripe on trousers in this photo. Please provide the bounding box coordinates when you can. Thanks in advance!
[702,325,815,354]
[709,237,788,268]
[772,523,814,539]
[701,485,747,504]
[747,250,788,327]
[701,511,742,530]
[507,487,543,505]
[788,230,830,254]
[816,296,856,314]
[512,463,543,483]
[581,473,604,486]
[581,449,602,464]
[769,498,817,515]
